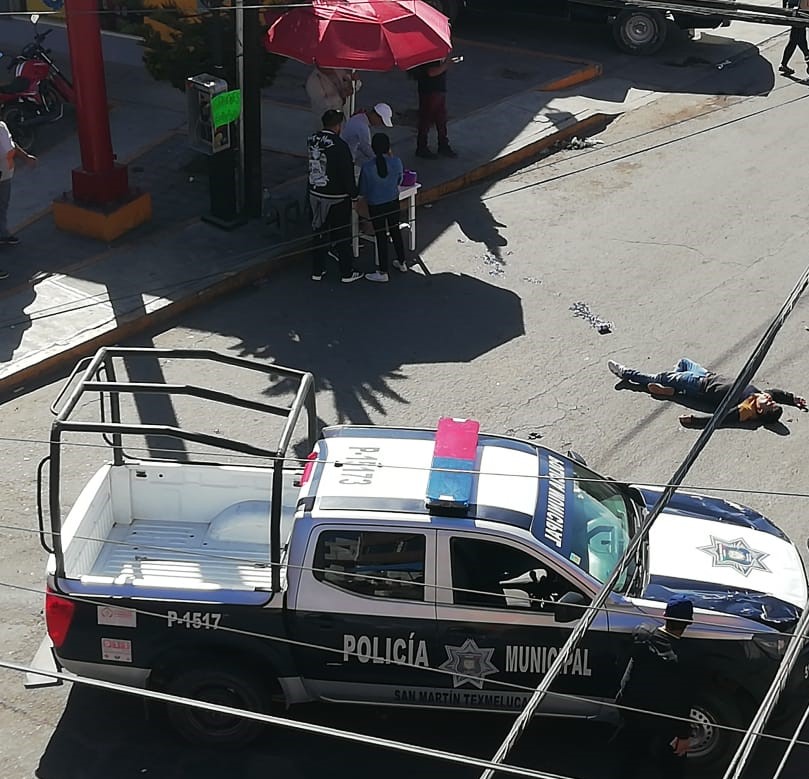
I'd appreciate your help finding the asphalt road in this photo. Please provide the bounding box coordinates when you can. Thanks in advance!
[3,22,809,779]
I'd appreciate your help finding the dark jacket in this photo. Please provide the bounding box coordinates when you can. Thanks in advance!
[307,129,357,201]
[687,375,801,427]
[618,625,692,738]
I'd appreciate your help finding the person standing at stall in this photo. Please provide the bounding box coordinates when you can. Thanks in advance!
[413,57,458,159]
[305,68,355,130]
[307,109,363,284]
[358,132,407,282]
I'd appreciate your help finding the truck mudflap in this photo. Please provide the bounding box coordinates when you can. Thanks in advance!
[24,636,64,689]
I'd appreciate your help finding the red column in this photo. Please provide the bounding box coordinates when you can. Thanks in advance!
[64,0,129,205]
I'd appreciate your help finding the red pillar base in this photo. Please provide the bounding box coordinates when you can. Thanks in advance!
[72,164,129,205]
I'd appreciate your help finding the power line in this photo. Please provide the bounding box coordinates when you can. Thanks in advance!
[2,518,802,640]
[479,262,809,778]
[0,59,804,331]
[0,657,577,779]
[2,576,805,747]
[4,431,809,501]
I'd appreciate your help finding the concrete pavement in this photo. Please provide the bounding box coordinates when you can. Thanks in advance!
[0,11,793,397]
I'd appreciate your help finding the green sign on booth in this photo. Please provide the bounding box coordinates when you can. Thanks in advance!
[210,89,242,128]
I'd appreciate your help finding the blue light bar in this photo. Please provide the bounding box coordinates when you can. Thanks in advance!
[426,417,480,510]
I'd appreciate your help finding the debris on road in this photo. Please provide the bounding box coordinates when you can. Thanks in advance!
[569,301,614,334]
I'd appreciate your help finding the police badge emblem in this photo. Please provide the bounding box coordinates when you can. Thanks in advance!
[698,535,770,577]
[439,638,498,689]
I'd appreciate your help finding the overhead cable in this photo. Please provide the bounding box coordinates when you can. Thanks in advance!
[480,262,809,779]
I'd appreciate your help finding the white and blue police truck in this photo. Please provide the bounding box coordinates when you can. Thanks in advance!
[28,348,809,770]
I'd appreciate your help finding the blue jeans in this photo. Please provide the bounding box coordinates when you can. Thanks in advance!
[623,357,708,397]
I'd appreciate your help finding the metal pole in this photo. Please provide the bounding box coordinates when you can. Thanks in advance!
[235,0,246,215]
[242,5,264,218]
[480,263,809,779]
[722,615,809,779]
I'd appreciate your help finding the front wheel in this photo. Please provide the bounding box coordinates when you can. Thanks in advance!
[2,105,35,153]
[166,665,271,746]
[688,687,750,770]
[612,8,668,55]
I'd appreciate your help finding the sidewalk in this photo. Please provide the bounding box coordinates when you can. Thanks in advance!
[0,11,787,397]
[0,39,612,396]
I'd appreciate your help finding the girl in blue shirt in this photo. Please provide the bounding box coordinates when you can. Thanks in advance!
[358,133,407,282]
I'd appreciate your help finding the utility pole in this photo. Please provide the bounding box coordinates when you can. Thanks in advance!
[241,5,263,218]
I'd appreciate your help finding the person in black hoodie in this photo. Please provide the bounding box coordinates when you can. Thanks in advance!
[307,109,363,283]
[607,357,807,428]
[612,596,694,779]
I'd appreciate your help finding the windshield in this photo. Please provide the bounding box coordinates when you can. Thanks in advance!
[535,453,634,590]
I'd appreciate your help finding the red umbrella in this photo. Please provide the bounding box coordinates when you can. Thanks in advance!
[264,0,452,72]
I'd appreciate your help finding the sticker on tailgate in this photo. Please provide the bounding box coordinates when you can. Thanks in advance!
[101,638,132,663]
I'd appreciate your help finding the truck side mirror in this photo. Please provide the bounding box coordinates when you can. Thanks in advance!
[567,449,587,466]
[554,591,588,623]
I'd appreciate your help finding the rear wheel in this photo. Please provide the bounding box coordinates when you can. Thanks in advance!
[612,8,667,55]
[40,81,64,116]
[2,105,35,152]
[166,666,271,746]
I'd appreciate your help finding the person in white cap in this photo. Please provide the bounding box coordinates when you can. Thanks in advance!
[340,103,394,166]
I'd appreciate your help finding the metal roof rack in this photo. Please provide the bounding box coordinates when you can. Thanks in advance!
[40,347,318,592]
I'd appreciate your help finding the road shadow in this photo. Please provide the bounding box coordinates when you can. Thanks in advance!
[213,270,524,437]
[0,277,34,374]
[36,685,615,779]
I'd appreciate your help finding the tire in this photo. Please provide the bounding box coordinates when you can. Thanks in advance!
[40,81,64,116]
[612,8,667,55]
[2,105,35,153]
[166,666,271,746]
[688,687,749,771]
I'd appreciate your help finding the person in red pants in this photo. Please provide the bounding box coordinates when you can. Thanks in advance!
[414,58,458,159]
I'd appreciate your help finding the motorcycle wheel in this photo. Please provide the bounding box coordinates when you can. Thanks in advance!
[2,105,35,153]
[40,81,64,116]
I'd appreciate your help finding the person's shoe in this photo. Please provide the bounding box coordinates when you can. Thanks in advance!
[311,272,326,281]
[392,260,408,273]
[415,147,437,159]
[0,235,20,246]
[438,145,458,158]
[365,271,389,283]
[341,271,364,284]
[779,64,795,75]
[607,360,627,379]
[0,269,8,280]
[648,382,675,398]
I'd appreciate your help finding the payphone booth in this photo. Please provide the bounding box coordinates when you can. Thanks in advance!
[187,73,243,228]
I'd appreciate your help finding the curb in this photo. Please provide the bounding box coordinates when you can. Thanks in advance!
[416,113,610,206]
[539,62,603,92]
[0,113,609,398]
[0,238,309,399]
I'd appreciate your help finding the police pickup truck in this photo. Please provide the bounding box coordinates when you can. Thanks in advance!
[30,348,809,769]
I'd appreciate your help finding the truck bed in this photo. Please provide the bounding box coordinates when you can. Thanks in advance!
[57,461,302,592]
[91,520,274,590]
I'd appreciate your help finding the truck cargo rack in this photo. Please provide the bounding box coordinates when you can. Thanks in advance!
[583,0,809,28]
[39,347,318,592]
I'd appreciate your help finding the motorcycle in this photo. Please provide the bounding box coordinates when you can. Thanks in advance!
[0,14,75,152]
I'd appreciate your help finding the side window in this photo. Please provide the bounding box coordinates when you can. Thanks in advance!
[450,537,583,611]
[313,530,426,601]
